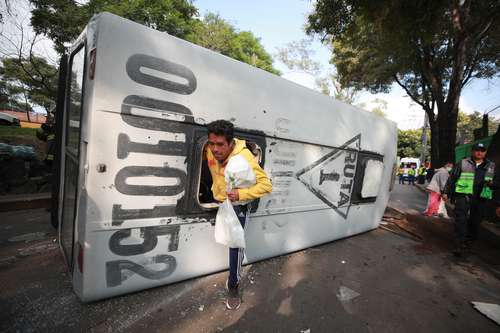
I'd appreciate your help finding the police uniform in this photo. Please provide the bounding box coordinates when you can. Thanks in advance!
[36,123,55,167]
[444,143,496,254]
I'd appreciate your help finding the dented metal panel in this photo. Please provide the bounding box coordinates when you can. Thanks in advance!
[61,12,397,301]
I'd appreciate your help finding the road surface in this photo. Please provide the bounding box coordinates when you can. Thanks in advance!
[1,183,500,332]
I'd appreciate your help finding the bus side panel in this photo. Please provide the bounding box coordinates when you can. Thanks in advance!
[81,206,384,302]
[75,12,397,301]
[80,117,393,301]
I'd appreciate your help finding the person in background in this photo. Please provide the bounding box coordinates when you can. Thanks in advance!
[423,162,453,217]
[36,122,56,170]
[425,161,434,183]
[443,143,496,257]
[417,165,426,184]
[407,166,416,185]
[398,165,405,184]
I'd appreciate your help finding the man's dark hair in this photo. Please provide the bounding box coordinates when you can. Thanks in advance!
[207,120,234,143]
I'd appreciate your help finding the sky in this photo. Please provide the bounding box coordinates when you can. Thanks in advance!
[195,0,500,130]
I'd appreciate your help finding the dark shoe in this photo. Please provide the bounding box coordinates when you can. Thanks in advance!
[452,242,467,257]
[226,284,241,310]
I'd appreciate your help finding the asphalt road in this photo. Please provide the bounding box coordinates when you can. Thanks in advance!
[389,182,428,214]
[1,185,500,332]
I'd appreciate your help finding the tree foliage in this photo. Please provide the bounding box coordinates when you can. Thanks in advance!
[0,56,58,113]
[398,128,429,158]
[275,38,358,103]
[307,0,500,167]
[30,0,198,54]
[187,13,279,75]
[457,110,500,143]
[357,98,388,118]
[29,1,279,74]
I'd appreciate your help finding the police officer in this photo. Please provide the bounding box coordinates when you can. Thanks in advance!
[443,143,496,256]
[36,122,55,168]
[417,165,426,184]
[398,165,405,184]
[407,166,416,185]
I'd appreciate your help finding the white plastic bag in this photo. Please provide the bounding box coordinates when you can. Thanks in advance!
[225,154,256,189]
[214,199,246,248]
[438,198,449,218]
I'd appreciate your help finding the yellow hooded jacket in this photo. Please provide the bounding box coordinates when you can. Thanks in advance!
[206,138,272,202]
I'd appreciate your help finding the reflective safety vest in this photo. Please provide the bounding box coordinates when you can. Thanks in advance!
[418,167,426,176]
[455,159,495,199]
[408,168,416,176]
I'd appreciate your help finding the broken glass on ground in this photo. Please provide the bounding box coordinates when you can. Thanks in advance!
[337,286,360,302]
[471,302,500,326]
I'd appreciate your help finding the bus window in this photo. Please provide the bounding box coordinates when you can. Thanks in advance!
[66,48,85,156]
[197,141,263,208]
[198,143,215,207]
[350,152,384,204]
[60,45,86,268]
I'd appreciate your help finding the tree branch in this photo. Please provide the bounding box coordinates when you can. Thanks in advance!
[393,74,427,110]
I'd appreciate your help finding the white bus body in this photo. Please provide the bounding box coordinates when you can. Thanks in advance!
[55,13,397,302]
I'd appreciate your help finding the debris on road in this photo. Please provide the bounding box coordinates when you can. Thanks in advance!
[471,302,500,326]
[337,286,360,302]
[0,256,17,267]
[8,232,46,243]
[18,240,58,257]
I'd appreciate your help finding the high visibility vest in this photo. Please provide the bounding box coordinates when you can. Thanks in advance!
[418,167,426,176]
[455,158,495,199]
[408,169,416,176]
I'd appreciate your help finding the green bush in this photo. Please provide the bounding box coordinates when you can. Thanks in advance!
[0,126,38,139]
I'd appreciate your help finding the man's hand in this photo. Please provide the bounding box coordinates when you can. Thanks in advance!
[496,207,500,218]
[486,180,493,187]
[441,194,448,202]
[227,189,239,202]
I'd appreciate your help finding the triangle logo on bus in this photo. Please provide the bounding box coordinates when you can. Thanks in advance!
[295,134,361,219]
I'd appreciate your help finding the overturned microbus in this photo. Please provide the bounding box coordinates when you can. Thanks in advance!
[53,12,397,302]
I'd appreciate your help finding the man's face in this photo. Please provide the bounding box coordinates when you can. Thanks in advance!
[208,133,233,162]
[472,149,486,161]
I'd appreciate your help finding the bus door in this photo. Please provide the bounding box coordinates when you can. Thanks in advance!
[60,44,86,269]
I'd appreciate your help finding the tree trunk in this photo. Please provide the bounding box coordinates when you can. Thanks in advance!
[431,103,459,168]
[23,92,31,123]
[428,118,439,168]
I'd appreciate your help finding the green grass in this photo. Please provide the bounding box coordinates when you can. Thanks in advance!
[0,126,38,139]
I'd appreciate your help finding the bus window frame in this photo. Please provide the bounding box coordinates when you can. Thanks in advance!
[60,41,88,270]
[195,139,264,209]
[177,128,267,217]
[350,151,384,204]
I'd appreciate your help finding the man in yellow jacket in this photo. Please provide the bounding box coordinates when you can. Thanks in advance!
[205,120,272,309]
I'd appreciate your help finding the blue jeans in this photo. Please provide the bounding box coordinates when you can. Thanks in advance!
[228,204,248,288]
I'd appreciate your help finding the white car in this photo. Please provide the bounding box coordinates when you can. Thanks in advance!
[0,112,21,126]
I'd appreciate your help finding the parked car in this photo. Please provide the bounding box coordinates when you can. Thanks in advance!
[0,112,21,126]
